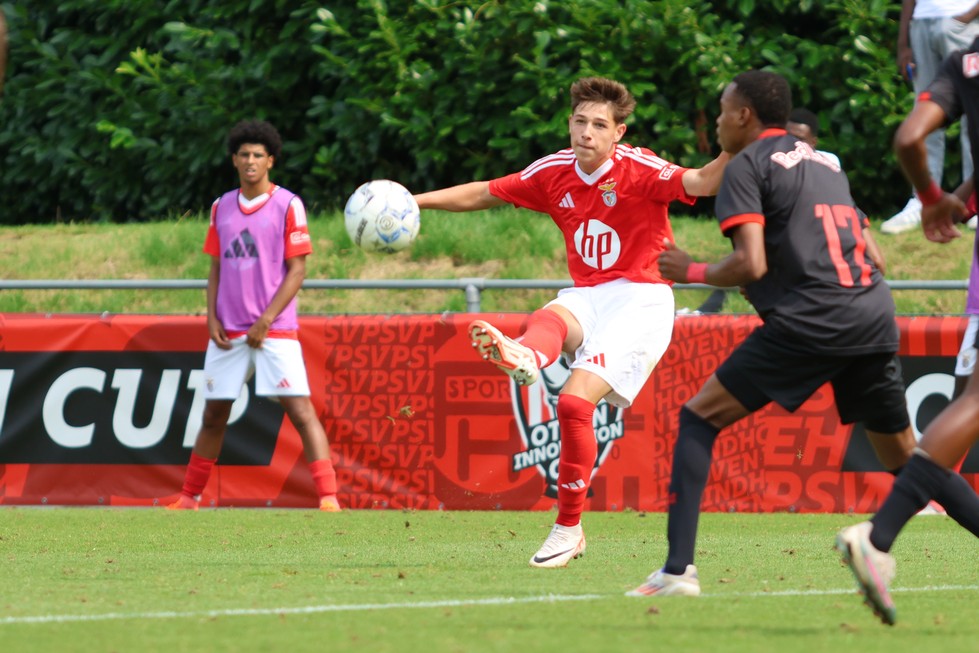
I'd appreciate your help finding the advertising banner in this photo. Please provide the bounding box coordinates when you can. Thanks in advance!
[0,313,974,511]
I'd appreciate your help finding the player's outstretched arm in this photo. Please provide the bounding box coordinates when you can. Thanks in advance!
[895,100,963,243]
[414,181,507,212]
[680,151,731,197]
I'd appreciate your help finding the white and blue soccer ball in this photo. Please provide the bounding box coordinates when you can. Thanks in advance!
[344,180,420,253]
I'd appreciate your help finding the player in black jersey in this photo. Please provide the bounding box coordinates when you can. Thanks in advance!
[625,70,979,608]
[836,37,979,626]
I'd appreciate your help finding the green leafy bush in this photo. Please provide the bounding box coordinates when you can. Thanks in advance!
[0,1,914,223]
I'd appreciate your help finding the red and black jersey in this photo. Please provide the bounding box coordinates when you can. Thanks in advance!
[715,129,898,354]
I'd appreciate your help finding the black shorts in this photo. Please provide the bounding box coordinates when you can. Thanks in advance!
[714,325,910,432]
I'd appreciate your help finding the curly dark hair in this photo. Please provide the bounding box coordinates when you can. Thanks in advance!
[227,119,282,159]
[731,70,792,128]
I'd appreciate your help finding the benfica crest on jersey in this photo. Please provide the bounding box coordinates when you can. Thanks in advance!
[509,359,625,498]
[598,180,618,207]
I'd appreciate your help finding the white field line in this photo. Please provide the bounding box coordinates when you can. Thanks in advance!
[0,594,604,625]
[2,585,977,626]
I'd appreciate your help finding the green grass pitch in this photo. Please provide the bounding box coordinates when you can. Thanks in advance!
[0,508,975,652]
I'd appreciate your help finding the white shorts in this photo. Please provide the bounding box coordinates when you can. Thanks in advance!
[545,279,674,408]
[955,314,979,377]
[202,336,311,399]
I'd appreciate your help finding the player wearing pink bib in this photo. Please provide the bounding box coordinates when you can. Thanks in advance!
[413,77,728,567]
[203,185,308,337]
[168,119,341,512]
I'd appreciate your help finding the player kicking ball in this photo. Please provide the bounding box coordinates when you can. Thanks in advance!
[413,76,729,567]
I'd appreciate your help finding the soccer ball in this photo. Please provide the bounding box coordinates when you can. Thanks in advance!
[344,180,420,253]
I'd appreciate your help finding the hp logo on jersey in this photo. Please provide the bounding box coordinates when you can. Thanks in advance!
[574,219,621,270]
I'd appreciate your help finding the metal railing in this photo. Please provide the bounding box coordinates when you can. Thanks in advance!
[0,279,967,313]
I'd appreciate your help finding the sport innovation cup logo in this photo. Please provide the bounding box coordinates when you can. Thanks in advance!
[509,359,625,497]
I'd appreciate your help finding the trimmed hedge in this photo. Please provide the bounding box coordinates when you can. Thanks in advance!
[0,1,921,222]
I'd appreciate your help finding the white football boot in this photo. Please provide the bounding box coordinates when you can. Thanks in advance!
[626,565,701,597]
[529,523,586,568]
[835,521,897,626]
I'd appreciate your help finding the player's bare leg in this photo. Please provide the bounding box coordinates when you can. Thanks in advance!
[280,396,341,511]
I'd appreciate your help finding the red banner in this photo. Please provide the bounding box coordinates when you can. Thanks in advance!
[0,313,975,511]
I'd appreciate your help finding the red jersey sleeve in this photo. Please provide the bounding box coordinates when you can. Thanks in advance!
[284,196,313,259]
[628,147,696,205]
[202,199,220,256]
[488,172,550,214]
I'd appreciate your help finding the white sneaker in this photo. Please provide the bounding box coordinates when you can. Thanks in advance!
[968,215,977,230]
[626,565,701,597]
[469,319,540,385]
[880,196,922,234]
[529,523,586,568]
[835,521,897,625]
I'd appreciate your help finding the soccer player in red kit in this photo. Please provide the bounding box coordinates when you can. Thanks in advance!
[413,77,729,567]
[628,70,979,606]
